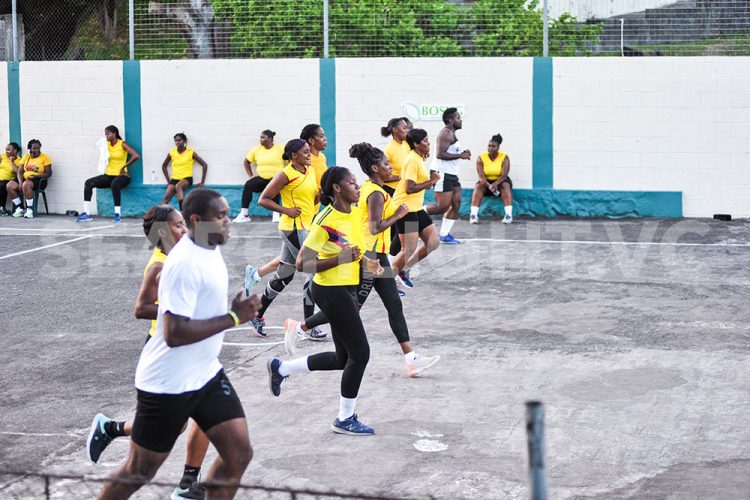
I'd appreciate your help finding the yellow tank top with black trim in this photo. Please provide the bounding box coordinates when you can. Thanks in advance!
[106,139,128,176]
[383,139,411,190]
[278,163,318,231]
[359,180,396,254]
[304,204,364,286]
[480,150,507,181]
[169,147,195,180]
[144,247,167,337]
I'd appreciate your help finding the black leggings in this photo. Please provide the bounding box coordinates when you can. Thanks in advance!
[241,176,280,209]
[0,180,9,207]
[84,174,131,206]
[306,253,409,344]
[307,283,370,399]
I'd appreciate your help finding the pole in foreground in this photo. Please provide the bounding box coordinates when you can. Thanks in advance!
[526,401,547,500]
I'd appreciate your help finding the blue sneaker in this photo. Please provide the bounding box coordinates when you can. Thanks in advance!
[439,233,461,244]
[398,270,414,288]
[76,212,93,222]
[267,358,286,397]
[86,413,114,463]
[331,413,374,436]
[244,265,261,297]
[112,213,121,223]
[397,288,406,297]
[171,481,206,500]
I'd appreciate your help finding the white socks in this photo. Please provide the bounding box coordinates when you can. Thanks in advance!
[83,201,92,214]
[338,396,357,421]
[439,217,456,237]
[470,206,479,217]
[404,351,417,364]
[12,197,21,206]
[239,208,248,216]
[279,356,310,378]
[114,206,122,215]
[505,205,513,216]
[25,199,33,208]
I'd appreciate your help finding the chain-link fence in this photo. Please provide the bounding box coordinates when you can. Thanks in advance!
[0,470,423,499]
[2,1,750,60]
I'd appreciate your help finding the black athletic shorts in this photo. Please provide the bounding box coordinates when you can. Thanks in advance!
[434,173,460,193]
[396,209,433,234]
[131,369,245,453]
[169,177,193,186]
[482,177,512,197]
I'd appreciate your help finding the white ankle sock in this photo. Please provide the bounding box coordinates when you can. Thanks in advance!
[439,217,455,237]
[25,199,33,207]
[114,206,121,215]
[280,356,310,377]
[404,351,417,364]
[83,201,92,214]
[505,205,513,216]
[239,208,248,216]
[338,396,357,421]
[12,197,21,206]
[470,206,479,217]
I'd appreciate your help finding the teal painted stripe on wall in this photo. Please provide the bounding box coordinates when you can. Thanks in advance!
[7,62,21,145]
[319,58,336,166]
[122,60,143,186]
[532,57,553,189]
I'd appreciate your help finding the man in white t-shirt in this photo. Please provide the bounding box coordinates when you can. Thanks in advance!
[99,189,260,500]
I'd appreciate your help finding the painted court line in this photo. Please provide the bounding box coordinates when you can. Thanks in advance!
[0,235,91,260]
[223,341,284,347]
[0,224,114,233]
[461,238,750,248]
[1,431,82,438]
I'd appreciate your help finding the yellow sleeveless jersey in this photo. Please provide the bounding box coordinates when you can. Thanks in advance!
[20,153,52,180]
[278,163,318,231]
[144,247,167,337]
[383,139,410,190]
[359,180,396,254]
[169,147,195,180]
[310,151,327,187]
[480,151,507,181]
[304,204,364,286]
[392,151,429,212]
[106,139,128,176]
[0,153,20,181]
[246,143,285,180]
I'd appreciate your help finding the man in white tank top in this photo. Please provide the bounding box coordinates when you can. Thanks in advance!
[426,107,471,244]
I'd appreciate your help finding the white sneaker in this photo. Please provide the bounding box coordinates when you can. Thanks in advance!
[469,214,479,224]
[406,354,441,378]
[12,207,24,218]
[283,318,299,356]
[233,213,251,224]
[23,209,34,219]
[502,214,513,224]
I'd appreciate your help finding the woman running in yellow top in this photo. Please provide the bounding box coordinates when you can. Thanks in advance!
[470,133,513,224]
[160,133,208,210]
[380,117,411,197]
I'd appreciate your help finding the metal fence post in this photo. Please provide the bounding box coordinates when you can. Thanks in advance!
[129,0,135,60]
[620,18,625,56]
[323,0,329,58]
[11,0,17,61]
[542,0,548,57]
[526,401,547,500]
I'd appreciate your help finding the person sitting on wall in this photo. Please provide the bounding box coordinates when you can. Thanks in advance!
[234,129,284,224]
[470,133,513,224]
[7,139,52,219]
[77,125,140,223]
[160,133,208,210]
[0,142,21,215]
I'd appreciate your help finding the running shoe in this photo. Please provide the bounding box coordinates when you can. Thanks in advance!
[266,358,286,397]
[397,288,406,297]
[112,213,121,223]
[306,327,327,341]
[12,207,23,218]
[406,354,441,378]
[0,207,8,216]
[76,212,93,222]
[283,318,299,356]
[502,214,513,224]
[244,265,261,296]
[469,214,479,225]
[171,482,206,500]
[439,234,461,244]
[233,213,251,224]
[86,413,114,463]
[331,413,374,436]
[23,209,34,219]
[398,270,414,288]
[251,316,266,337]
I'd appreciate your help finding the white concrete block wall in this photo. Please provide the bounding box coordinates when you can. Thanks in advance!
[336,58,533,188]
[18,61,124,213]
[554,57,750,217]
[140,59,319,186]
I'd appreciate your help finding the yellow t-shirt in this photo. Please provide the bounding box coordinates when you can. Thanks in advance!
[169,147,195,180]
[20,153,52,180]
[359,180,396,254]
[246,143,285,180]
[480,151,507,181]
[310,151,327,188]
[144,247,167,337]
[304,204,364,286]
[392,151,429,212]
[0,153,20,181]
[106,139,128,176]
[278,163,318,231]
[383,139,411,190]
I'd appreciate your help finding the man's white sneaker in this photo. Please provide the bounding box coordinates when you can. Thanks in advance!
[502,214,513,224]
[233,213,251,224]
[406,354,441,378]
[469,214,479,224]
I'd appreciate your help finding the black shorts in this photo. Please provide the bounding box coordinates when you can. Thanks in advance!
[382,185,396,197]
[434,173,460,193]
[131,369,245,453]
[482,177,512,197]
[169,177,193,186]
[396,209,433,234]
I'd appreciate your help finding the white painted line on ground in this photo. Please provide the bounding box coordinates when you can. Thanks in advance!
[1,431,82,438]
[227,325,283,332]
[223,341,284,347]
[0,224,114,233]
[0,235,91,260]
[0,232,281,240]
[461,238,750,248]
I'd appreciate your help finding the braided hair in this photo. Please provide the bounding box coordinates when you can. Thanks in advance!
[349,142,385,177]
